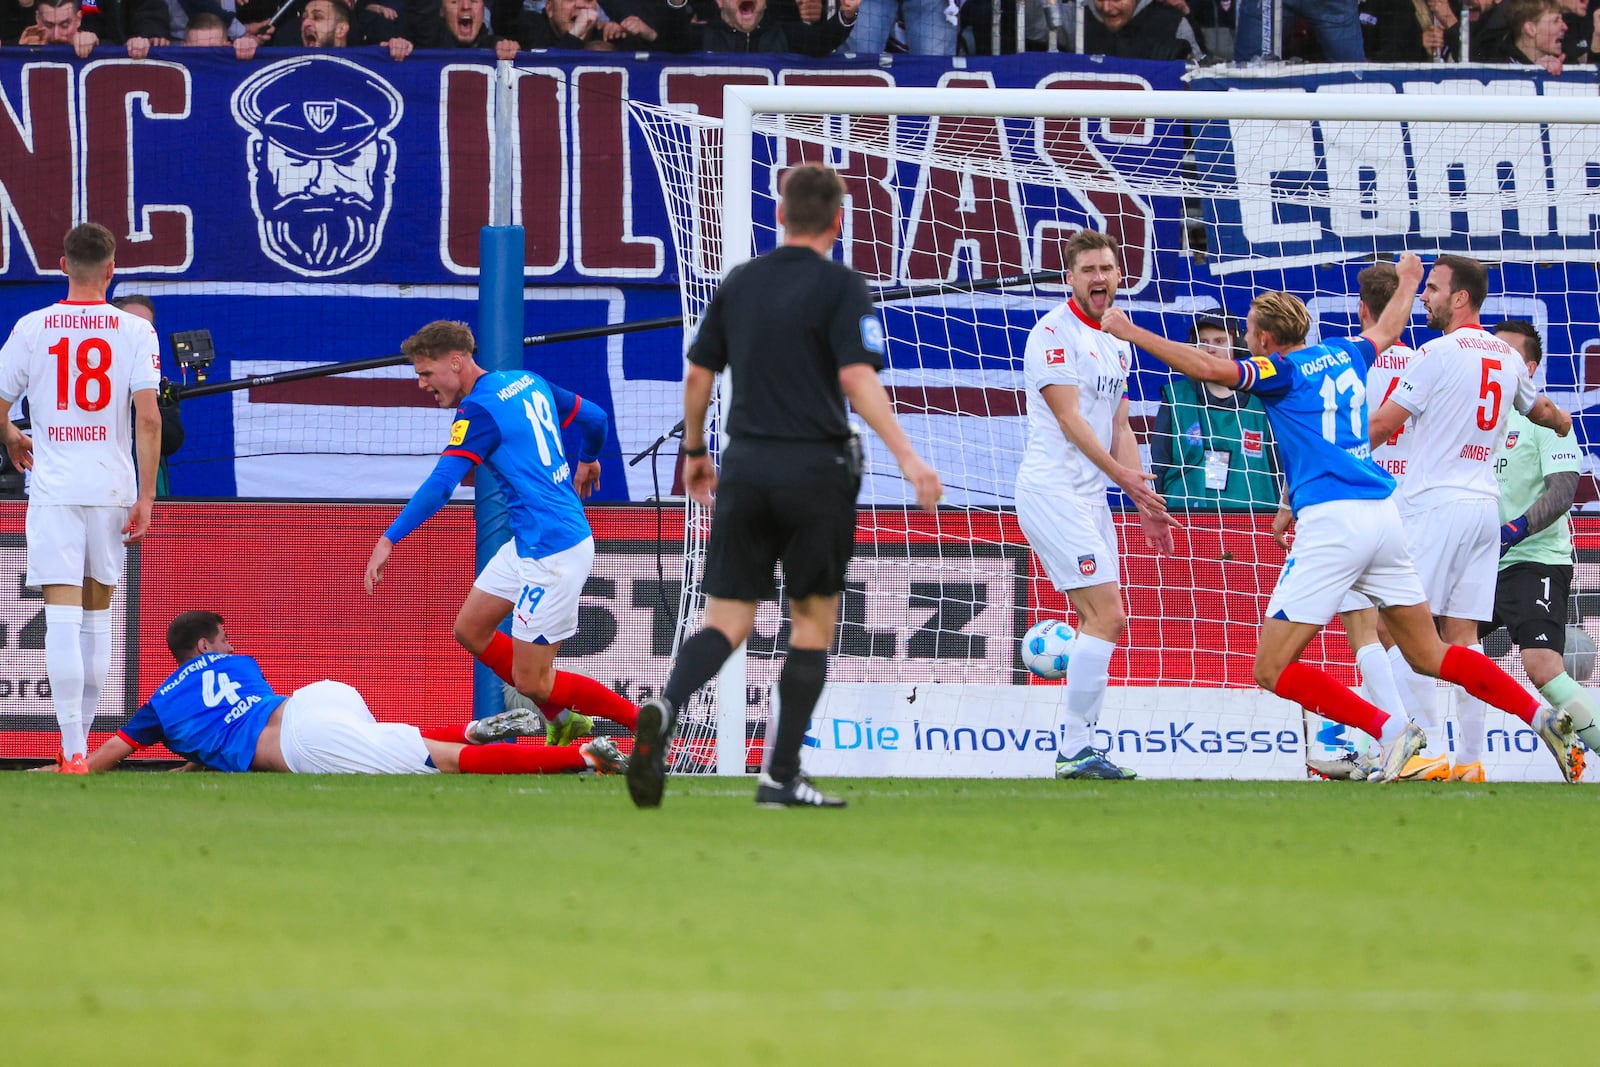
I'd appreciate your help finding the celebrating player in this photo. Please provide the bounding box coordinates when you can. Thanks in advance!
[0,223,162,775]
[364,321,639,745]
[85,611,626,775]
[1366,257,1575,780]
[1015,229,1176,781]
[1103,253,1578,783]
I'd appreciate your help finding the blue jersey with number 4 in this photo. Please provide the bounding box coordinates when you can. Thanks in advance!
[447,371,595,558]
[1234,336,1395,513]
[116,653,284,773]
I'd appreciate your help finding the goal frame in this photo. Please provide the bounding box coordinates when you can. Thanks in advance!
[701,83,1600,776]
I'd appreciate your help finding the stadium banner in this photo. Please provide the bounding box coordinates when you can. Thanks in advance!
[3,500,1600,781]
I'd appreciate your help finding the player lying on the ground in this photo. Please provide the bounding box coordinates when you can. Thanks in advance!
[365,320,639,748]
[85,610,626,775]
[1103,253,1578,783]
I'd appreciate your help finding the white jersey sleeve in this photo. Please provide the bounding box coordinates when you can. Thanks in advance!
[0,321,29,402]
[1511,356,1537,416]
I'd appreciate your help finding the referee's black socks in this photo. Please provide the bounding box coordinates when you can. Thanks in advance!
[768,648,828,784]
[663,627,735,711]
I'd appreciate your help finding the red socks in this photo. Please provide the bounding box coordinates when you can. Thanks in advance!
[458,744,588,775]
[477,632,640,730]
[1439,644,1539,725]
[421,724,471,744]
[549,670,639,730]
[1275,662,1391,740]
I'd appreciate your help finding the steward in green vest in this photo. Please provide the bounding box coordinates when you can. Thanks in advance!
[1148,315,1280,512]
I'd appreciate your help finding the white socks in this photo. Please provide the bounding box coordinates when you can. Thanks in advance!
[79,609,113,744]
[1387,645,1443,753]
[1451,644,1488,766]
[44,604,86,759]
[1354,642,1405,748]
[1064,634,1115,754]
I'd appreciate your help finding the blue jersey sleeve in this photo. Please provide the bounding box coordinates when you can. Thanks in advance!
[383,453,476,544]
[549,383,609,464]
[1339,335,1378,368]
[446,397,503,467]
[118,702,165,749]
[1235,354,1294,398]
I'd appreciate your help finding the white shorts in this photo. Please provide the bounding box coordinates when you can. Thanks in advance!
[1015,483,1118,592]
[473,536,594,644]
[1401,498,1499,622]
[26,504,126,587]
[1266,497,1427,626]
[278,680,435,775]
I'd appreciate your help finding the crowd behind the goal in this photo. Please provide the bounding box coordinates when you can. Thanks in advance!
[0,0,1590,67]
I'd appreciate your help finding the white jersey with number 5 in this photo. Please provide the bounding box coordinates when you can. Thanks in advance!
[1390,325,1535,512]
[1365,343,1416,482]
[0,300,161,506]
[1016,298,1131,500]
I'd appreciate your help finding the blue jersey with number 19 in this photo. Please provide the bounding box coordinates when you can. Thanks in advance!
[1234,335,1395,514]
[447,371,595,559]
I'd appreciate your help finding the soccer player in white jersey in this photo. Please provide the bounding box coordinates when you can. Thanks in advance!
[0,223,162,775]
[1367,255,1575,780]
[1105,254,1579,784]
[1014,229,1176,780]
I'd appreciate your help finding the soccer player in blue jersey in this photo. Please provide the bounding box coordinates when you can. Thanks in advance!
[1102,253,1579,783]
[364,320,640,744]
[86,611,626,775]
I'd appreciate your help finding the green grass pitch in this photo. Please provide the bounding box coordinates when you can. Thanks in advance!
[1,773,1594,1065]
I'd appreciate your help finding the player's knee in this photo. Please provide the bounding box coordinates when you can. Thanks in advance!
[1252,660,1282,691]
[511,663,554,702]
[451,618,485,653]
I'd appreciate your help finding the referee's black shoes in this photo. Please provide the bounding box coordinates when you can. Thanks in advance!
[627,697,674,808]
[755,772,847,809]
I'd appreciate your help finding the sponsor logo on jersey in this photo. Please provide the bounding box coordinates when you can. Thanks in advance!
[1242,429,1263,456]
[1045,348,1066,365]
[1078,554,1097,576]
[1505,431,1519,449]
[860,315,886,355]
[449,419,469,446]
[1249,356,1276,379]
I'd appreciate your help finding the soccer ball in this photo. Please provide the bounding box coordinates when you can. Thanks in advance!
[1022,618,1076,680]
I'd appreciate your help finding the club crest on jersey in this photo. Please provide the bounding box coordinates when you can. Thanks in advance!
[1078,554,1097,576]
[1249,356,1276,379]
[449,419,469,446]
[1045,348,1066,365]
[1505,431,1519,449]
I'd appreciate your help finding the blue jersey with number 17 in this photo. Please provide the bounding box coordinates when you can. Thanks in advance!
[1234,335,1395,514]
[447,370,593,558]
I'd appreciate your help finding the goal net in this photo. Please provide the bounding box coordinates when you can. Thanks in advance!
[631,84,1600,781]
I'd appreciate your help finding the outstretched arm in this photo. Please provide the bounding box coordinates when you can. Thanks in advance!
[1101,308,1243,387]
[87,735,137,773]
[1526,395,1573,437]
[365,454,475,592]
[1358,252,1423,355]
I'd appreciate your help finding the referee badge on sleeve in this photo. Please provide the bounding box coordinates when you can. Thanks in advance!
[860,315,886,355]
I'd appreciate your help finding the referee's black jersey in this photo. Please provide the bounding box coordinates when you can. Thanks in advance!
[688,245,884,442]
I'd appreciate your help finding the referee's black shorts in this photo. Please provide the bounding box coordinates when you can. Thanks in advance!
[1479,561,1572,653]
[702,438,860,602]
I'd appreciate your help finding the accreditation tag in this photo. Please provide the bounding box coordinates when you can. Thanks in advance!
[1204,450,1231,491]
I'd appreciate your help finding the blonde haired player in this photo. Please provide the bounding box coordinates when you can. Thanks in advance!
[0,223,162,774]
[1367,255,1576,781]
[1106,255,1578,784]
[1014,229,1176,781]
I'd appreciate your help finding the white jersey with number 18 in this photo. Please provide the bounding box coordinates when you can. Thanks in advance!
[1390,325,1535,513]
[0,300,161,506]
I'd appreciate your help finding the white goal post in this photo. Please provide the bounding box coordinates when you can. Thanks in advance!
[632,82,1600,781]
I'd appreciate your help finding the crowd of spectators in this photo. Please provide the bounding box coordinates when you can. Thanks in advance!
[0,0,1596,61]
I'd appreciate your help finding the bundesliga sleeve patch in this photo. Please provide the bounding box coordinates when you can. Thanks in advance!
[449,419,469,446]
[860,315,886,355]
[1249,356,1277,379]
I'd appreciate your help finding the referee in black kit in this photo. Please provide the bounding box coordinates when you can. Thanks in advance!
[627,163,942,810]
